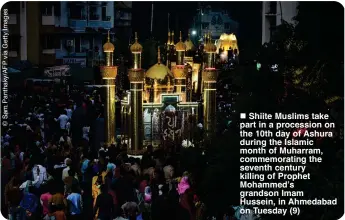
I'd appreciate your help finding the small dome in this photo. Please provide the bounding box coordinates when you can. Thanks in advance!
[130,32,143,53]
[184,33,195,51]
[164,105,176,112]
[175,31,186,51]
[103,31,115,52]
[103,42,115,52]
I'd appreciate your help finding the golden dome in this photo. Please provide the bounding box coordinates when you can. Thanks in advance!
[103,31,115,52]
[130,32,143,53]
[216,33,239,54]
[175,31,186,51]
[204,33,217,53]
[145,47,173,80]
[184,33,195,51]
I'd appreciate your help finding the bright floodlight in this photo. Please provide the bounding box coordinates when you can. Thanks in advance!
[192,30,197,35]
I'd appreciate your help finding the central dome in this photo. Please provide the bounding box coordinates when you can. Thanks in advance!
[146,63,172,80]
[145,46,173,80]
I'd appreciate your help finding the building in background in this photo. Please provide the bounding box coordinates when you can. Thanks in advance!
[114,1,132,56]
[42,1,114,67]
[5,1,115,67]
[191,5,238,42]
[113,1,132,91]
[261,1,299,44]
[6,2,40,65]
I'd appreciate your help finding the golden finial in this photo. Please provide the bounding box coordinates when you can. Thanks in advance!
[103,30,115,52]
[157,46,161,64]
[168,31,171,45]
[171,31,175,45]
[135,32,138,43]
[179,31,182,42]
[130,31,142,53]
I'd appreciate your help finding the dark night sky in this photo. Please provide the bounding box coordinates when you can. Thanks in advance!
[132,1,262,49]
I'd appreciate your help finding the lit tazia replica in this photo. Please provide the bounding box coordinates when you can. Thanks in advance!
[119,29,223,153]
[120,31,207,153]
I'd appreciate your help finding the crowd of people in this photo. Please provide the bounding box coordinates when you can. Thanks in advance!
[1,88,227,220]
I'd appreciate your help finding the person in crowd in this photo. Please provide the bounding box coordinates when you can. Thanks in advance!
[62,158,72,181]
[40,182,53,220]
[64,169,79,195]
[66,184,83,220]
[55,110,69,136]
[5,175,24,220]
[49,184,68,214]
[31,158,48,190]
[19,185,40,219]
[93,184,114,220]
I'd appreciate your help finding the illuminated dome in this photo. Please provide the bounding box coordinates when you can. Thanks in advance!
[145,47,173,80]
[175,31,186,51]
[130,32,143,53]
[216,33,239,53]
[103,31,115,52]
[146,63,172,80]
[184,33,195,51]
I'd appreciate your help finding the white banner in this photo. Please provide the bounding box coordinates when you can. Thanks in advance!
[44,65,71,77]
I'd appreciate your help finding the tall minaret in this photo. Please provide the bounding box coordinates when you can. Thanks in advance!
[166,31,171,67]
[101,31,117,146]
[128,32,144,154]
[202,33,218,140]
[172,31,187,101]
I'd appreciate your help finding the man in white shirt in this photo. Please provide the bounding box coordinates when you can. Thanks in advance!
[32,164,48,188]
[55,111,69,131]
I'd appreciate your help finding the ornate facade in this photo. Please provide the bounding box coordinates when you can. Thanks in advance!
[116,31,218,154]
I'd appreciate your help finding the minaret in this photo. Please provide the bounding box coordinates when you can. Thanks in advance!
[101,31,117,146]
[128,32,144,154]
[172,31,187,101]
[166,31,171,67]
[175,31,186,65]
[202,32,218,140]
[171,31,175,46]
[153,47,161,103]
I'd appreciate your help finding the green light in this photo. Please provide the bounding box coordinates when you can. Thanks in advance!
[256,63,261,71]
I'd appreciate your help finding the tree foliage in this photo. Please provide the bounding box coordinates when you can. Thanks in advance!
[258,2,344,101]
